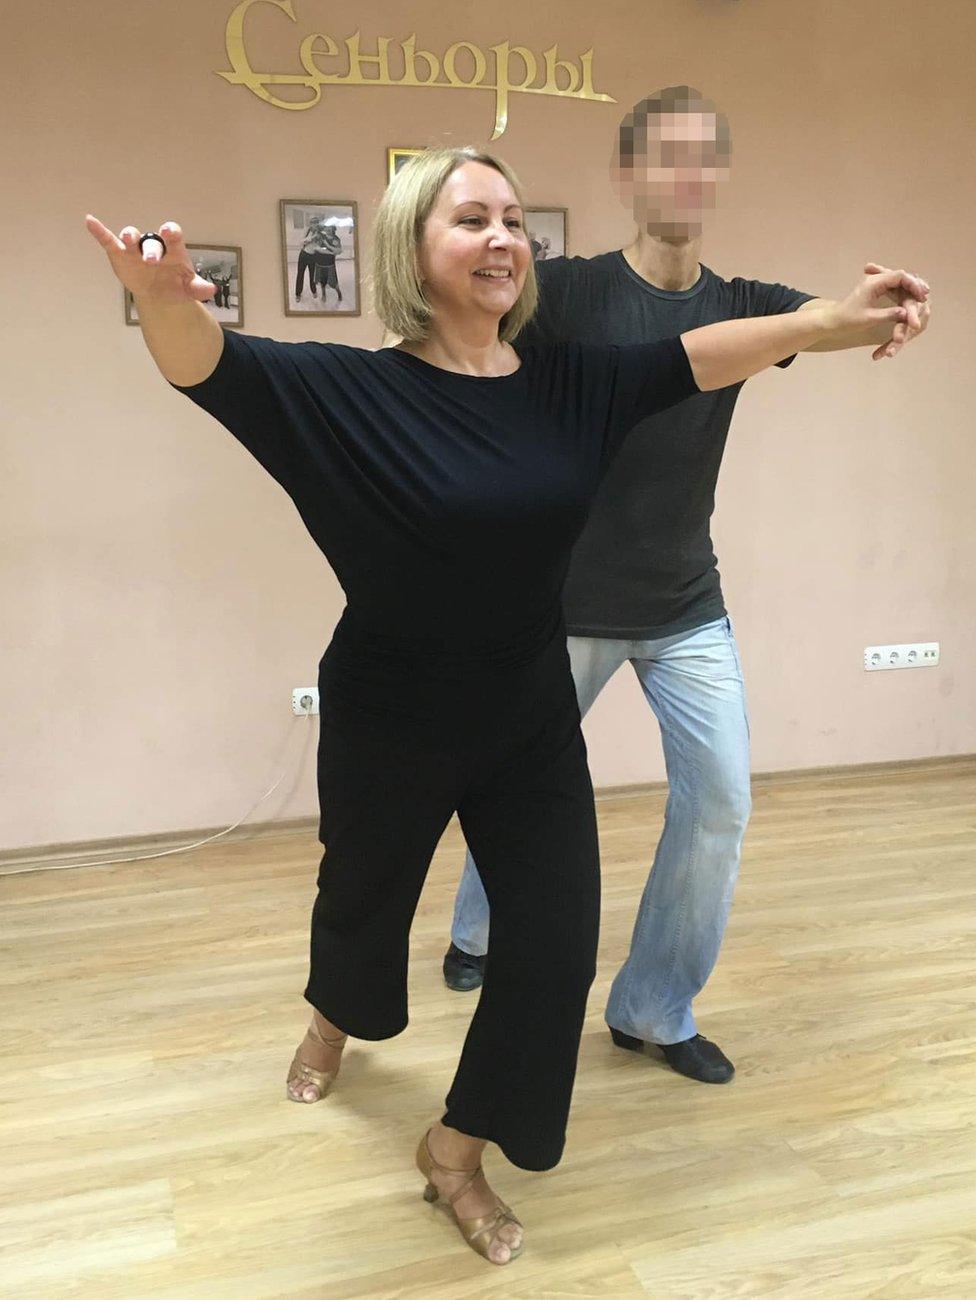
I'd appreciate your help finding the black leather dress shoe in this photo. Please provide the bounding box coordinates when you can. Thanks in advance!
[609,1027,735,1084]
[442,943,486,992]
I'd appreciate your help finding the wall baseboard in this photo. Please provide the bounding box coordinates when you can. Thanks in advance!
[4,753,973,877]
[596,751,976,802]
[0,815,319,877]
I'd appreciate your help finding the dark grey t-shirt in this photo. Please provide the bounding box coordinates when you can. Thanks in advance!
[518,252,813,639]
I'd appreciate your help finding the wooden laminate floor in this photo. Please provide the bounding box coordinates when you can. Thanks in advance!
[2,760,975,1299]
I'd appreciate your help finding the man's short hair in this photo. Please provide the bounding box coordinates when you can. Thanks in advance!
[615,85,731,168]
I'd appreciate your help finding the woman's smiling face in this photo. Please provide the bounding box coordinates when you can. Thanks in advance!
[417,161,531,325]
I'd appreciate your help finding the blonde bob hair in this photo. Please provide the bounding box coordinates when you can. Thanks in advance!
[373,146,538,344]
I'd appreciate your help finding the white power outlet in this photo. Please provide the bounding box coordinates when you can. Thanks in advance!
[291,686,320,715]
[864,642,940,672]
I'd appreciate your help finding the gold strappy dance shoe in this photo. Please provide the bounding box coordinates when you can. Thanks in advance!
[286,1020,348,1102]
[415,1130,524,1264]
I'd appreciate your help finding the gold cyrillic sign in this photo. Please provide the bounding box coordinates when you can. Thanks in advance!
[218,0,616,139]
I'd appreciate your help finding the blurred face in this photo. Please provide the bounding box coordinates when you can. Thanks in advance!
[613,108,731,239]
[418,161,531,325]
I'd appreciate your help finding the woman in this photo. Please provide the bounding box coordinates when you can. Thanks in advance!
[86,147,918,1266]
[308,221,343,304]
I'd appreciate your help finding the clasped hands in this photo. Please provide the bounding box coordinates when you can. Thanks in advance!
[849,262,932,360]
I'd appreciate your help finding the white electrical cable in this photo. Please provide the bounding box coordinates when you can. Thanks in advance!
[2,705,317,878]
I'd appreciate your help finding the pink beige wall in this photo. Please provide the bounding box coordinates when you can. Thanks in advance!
[4,0,974,851]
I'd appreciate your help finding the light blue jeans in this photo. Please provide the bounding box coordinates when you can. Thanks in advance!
[450,616,752,1045]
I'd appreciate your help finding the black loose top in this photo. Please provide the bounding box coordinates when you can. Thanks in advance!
[174,331,699,670]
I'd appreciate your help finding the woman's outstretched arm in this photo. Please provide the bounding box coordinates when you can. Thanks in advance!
[682,266,929,391]
[86,217,224,386]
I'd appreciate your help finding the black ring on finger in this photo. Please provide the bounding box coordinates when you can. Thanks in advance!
[139,231,167,258]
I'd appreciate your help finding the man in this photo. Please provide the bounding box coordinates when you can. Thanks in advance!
[443,87,930,1084]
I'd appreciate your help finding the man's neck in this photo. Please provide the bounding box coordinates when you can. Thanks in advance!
[622,230,703,292]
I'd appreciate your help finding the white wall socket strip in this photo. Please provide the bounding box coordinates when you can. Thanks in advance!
[291,686,320,715]
[864,642,939,672]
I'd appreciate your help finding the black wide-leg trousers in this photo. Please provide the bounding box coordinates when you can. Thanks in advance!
[304,641,601,1171]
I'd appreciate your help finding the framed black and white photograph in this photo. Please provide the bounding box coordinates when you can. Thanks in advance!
[124,244,244,328]
[280,200,360,318]
[524,208,568,262]
[387,146,426,184]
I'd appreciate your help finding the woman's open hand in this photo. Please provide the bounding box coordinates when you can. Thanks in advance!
[85,216,224,385]
[85,217,218,306]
